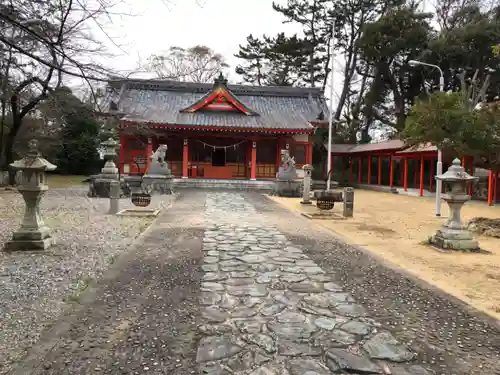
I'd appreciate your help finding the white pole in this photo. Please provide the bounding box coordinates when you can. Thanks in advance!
[435,74,445,216]
[326,20,335,191]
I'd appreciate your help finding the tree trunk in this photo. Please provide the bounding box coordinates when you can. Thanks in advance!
[3,115,21,185]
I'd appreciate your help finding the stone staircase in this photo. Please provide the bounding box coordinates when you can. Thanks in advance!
[172,178,275,191]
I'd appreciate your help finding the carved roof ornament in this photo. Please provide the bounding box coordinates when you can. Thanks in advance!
[10,138,57,171]
[180,73,258,116]
[213,72,228,87]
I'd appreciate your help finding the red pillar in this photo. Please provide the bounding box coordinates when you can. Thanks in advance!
[145,137,153,173]
[488,169,494,206]
[358,157,362,184]
[349,158,353,184]
[429,158,434,192]
[182,138,189,178]
[413,159,418,188]
[404,157,408,191]
[389,156,394,187]
[494,171,499,204]
[419,155,424,196]
[307,140,313,165]
[367,156,372,184]
[250,141,257,180]
[377,155,382,185]
[119,134,127,174]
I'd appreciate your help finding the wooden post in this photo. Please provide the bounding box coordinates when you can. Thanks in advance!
[429,158,434,192]
[377,155,382,185]
[413,159,418,188]
[145,137,153,173]
[488,169,494,206]
[367,156,372,184]
[358,156,362,184]
[182,139,189,178]
[468,156,474,196]
[419,155,424,196]
[404,157,408,191]
[250,141,257,180]
[307,141,313,165]
[494,171,499,204]
[349,158,353,184]
[119,134,127,174]
[389,156,394,187]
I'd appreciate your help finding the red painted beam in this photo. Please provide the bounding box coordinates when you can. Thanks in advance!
[367,156,372,184]
[377,155,382,185]
[404,157,408,192]
[488,170,494,206]
[349,158,353,184]
[250,141,257,180]
[429,158,434,192]
[182,139,189,178]
[419,155,424,197]
[389,156,394,187]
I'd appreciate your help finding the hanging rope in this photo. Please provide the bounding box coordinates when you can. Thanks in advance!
[195,139,248,150]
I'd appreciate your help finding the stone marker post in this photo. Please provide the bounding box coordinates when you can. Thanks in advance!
[300,164,313,205]
[4,139,57,251]
[108,180,120,214]
[343,187,354,217]
[429,158,479,251]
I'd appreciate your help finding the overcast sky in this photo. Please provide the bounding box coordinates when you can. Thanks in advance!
[103,0,301,81]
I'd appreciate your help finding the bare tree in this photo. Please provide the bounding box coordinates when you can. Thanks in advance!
[145,45,229,83]
[0,0,122,181]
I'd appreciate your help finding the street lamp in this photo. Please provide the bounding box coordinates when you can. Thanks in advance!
[408,59,444,217]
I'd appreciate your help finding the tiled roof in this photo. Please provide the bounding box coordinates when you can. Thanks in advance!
[395,143,437,154]
[104,78,328,132]
[324,140,405,154]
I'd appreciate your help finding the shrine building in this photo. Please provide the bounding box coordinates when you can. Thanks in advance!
[102,74,328,180]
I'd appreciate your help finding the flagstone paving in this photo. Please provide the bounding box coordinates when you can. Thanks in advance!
[197,192,429,374]
[8,191,499,375]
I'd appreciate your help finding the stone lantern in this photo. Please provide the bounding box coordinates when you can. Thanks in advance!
[429,158,479,251]
[4,139,57,251]
[100,137,119,176]
[301,164,313,204]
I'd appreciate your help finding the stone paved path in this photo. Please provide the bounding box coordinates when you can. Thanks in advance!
[197,192,429,375]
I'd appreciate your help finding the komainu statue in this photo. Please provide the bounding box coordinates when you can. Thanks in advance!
[270,149,301,197]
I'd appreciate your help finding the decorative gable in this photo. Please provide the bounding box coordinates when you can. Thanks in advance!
[180,73,258,116]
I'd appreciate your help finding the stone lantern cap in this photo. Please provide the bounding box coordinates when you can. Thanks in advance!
[9,139,56,172]
[101,137,118,149]
[435,158,478,183]
[302,164,314,171]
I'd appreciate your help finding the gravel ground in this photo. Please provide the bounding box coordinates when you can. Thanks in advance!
[9,190,204,375]
[250,192,500,375]
[0,187,173,374]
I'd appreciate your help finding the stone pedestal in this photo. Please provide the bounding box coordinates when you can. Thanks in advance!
[88,138,123,198]
[141,144,174,195]
[343,187,354,217]
[4,139,56,251]
[142,175,173,195]
[108,180,120,215]
[429,158,480,251]
[272,149,301,197]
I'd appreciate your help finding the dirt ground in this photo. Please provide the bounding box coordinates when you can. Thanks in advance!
[268,190,500,321]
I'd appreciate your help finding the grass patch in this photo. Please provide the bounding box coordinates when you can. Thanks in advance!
[46,174,86,188]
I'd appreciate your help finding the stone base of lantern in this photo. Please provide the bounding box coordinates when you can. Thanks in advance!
[4,226,54,251]
[429,227,480,252]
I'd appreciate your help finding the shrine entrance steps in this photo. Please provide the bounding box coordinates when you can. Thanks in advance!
[173,178,275,191]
